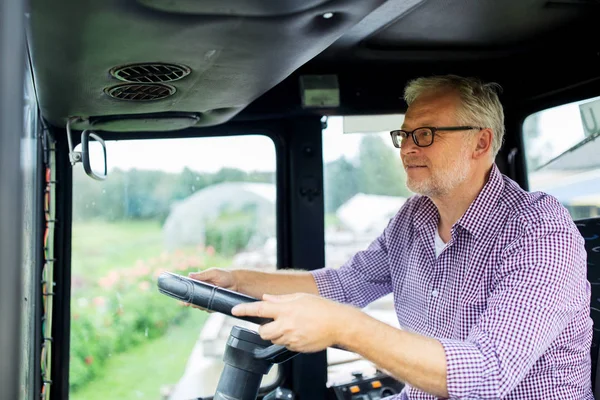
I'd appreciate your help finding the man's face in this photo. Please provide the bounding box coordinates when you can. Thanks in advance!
[400,89,474,198]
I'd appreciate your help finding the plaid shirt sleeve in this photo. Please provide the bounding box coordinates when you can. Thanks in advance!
[439,216,591,399]
[311,221,394,308]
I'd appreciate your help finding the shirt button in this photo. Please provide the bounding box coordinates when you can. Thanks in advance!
[431,289,439,298]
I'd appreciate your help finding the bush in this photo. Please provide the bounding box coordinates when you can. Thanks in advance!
[205,209,256,257]
[69,248,230,392]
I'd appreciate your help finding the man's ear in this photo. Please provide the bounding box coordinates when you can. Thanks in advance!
[473,128,493,159]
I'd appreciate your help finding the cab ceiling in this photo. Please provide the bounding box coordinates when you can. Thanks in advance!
[26,0,600,132]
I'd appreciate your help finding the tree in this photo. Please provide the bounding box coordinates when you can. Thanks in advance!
[72,166,275,222]
[172,167,210,201]
[212,167,247,184]
[324,156,359,213]
[356,135,411,197]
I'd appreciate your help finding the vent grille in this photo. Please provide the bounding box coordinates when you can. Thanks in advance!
[104,83,176,101]
[110,63,191,83]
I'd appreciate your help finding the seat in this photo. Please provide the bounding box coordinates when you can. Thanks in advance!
[575,217,600,398]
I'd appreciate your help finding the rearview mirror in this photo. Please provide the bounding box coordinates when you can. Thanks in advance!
[81,130,107,180]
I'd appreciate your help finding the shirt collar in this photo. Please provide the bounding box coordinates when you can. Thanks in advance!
[412,163,505,240]
[413,196,438,232]
[454,163,504,240]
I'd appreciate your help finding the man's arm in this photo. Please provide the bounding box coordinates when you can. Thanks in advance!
[233,216,591,399]
[338,311,449,397]
[189,268,319,299]
[194,198,412,306]
[231,292,449,397]
[234,269,319,298]
[191,218,394,305]
[310,217,396,308]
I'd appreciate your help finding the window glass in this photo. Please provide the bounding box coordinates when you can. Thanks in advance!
[523,95,600,220]
[20,62,40,400]
[322,115,411,385]
[70,136,278,400]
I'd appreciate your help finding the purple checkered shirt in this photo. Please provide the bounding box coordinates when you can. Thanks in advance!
[312,164,593,399]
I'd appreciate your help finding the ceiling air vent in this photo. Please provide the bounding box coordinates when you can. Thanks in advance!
[104,83,176,101]
[109,63,191,83]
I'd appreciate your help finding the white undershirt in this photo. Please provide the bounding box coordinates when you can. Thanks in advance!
[434,229,448,257]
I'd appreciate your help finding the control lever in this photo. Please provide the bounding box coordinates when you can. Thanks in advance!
[254,344,297,364]
[157,271,299,360]
[157,271,339,400]
[157,271,272,325]
[214,326,298,400]
[158,271,346,354]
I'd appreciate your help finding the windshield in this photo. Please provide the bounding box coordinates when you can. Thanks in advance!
[69,135,278,400]
[523,95,600,220]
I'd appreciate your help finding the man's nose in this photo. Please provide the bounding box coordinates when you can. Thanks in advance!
[400,135,419,156]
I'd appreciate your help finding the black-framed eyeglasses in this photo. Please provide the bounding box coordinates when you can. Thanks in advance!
[389,126,483,148]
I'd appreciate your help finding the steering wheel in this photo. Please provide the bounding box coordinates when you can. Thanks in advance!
[158,272,299,400]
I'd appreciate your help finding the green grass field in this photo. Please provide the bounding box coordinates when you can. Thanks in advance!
[71,220,164,281]
[69,220,218,398]
[71,311,208,400]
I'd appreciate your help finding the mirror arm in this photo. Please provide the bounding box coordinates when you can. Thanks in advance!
[66,116,86,165]
[66,117,108,181]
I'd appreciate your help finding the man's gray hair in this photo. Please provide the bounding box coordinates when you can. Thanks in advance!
[403,74,505,158]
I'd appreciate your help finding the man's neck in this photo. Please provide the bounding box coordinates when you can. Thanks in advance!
[432,164,493,242]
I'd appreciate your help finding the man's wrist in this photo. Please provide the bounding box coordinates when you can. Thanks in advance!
[334,305,367,351]
[230,269,242,293]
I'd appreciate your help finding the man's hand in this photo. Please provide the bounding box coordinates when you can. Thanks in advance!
[232,293,359,353]
[185,268,238,312]
[188,268,238,291]
[234,292,449,398]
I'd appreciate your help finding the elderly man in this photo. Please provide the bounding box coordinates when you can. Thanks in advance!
[189,75,593,399]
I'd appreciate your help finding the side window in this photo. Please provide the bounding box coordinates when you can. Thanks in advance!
[523,95,600,220]
[69,136,278,400]
[322,115,411,383]
[20,63,40,400]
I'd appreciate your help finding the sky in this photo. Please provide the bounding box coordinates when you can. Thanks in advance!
[96,116,396,174]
